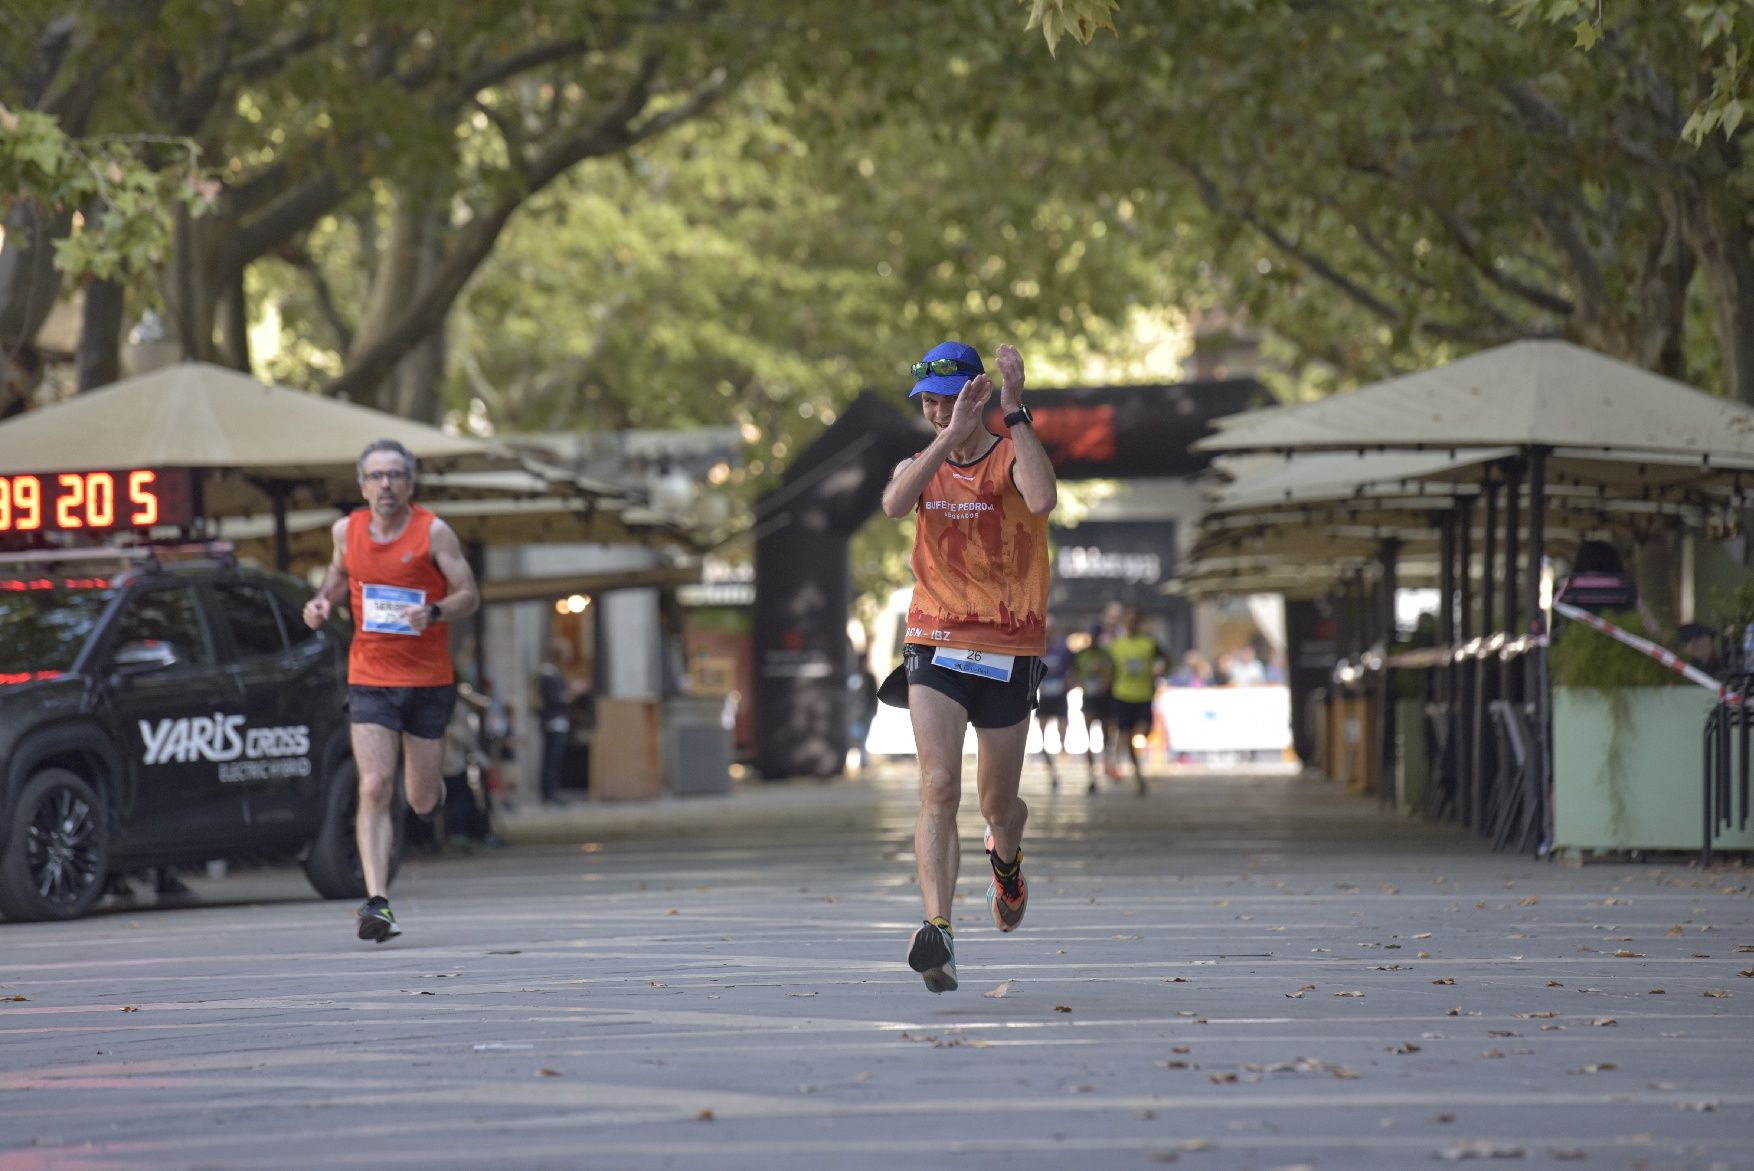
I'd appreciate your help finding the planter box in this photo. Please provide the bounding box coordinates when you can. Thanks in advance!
[1552,686,1754,855]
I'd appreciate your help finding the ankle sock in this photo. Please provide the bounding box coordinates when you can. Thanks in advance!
[929,915,952,938]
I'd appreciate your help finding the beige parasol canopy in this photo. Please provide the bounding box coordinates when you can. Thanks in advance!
[0,362,526,519]
[1196,339,1754,459]
[219,495,690,573]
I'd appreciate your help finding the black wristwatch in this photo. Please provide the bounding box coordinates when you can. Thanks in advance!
[428,603,443,624]
[1003,405,1033,429]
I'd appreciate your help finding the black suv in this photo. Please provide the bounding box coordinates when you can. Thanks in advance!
[0,548,383,922]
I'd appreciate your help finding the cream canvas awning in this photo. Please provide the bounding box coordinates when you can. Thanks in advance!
[1196,340,1754,460]
[0,362,525,517]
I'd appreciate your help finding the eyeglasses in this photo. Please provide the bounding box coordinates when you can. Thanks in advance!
[360,469,412,484]
[911,357,980,379]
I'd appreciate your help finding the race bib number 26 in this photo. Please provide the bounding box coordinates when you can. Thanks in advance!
[932,647,1014,682]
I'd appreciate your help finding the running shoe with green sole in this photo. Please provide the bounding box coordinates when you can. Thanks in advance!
[984,828,1027,932]
[356,895,400,943]
[907,920,957,994]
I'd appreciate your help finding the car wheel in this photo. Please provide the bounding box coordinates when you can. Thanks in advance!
[301,757,403,900]
[0,768,110,922]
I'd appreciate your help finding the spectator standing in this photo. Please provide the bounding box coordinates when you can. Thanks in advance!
[1106,607,1167,795]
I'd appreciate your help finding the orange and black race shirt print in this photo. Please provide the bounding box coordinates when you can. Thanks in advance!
[905,437,1049,657]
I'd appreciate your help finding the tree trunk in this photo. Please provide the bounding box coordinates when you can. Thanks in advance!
[0,203,74,413]
[390,204,450,423]
[1681,143,1754,404]
[163,200,236,366]
[76,277,125,391]
[348,191,432,410]
[216,268,252,373]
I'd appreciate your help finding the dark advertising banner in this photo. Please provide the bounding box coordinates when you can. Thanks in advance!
[982,378,1265,479]
[1049,519,1178,616]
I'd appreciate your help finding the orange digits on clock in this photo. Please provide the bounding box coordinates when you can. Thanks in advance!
[56,473,85,529]
[14,476,41,530]
[128,470,158,525]
[87,473,115,527]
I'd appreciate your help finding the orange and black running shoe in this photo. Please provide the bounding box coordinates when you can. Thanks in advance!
[984,828,1027,933]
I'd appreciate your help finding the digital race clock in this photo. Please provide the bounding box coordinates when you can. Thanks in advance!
[0,468,194,533]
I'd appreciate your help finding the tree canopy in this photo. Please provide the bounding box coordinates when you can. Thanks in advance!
[5,1,1754,447]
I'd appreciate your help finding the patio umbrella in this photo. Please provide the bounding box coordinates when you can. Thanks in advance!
[0,362,527,565]
[1195,340,1754,851]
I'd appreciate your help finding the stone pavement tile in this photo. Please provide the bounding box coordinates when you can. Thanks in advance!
[2,771,1750,1170]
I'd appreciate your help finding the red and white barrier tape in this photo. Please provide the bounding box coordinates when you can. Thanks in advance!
[1551,599,1734,700]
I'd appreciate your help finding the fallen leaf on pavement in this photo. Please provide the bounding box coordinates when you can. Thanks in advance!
[1439,1139,1524,1160]
[1334,990,1364,998]
[1515,1011,1559,1019]
[1574,1062,1616,1073]
[1054,1005,1072,1013]
[1703,989,1730,998]
[983,981,1014,999]
[537,1068,563,1077]
[1613,950,1645,958]
[1590,1017,1618,1027]
[1432,977,1457,985]
[120,1005,139,1013]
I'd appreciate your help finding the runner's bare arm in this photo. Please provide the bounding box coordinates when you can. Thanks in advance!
[302,517,351,629]
[880,379,993,518]
[997,344,1056,515]
[407,518,480,632]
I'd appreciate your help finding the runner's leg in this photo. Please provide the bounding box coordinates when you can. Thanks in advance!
[402,733,444,816]
[909,685,967,922]
[975,718,1030,864]
[352,722,401,899]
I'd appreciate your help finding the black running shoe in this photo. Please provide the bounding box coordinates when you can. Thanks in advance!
[356,896,400,942]
[907,920,957,994]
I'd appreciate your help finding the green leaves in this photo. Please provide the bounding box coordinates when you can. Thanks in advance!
[0,103,209,283]
[1020,0,1119,55]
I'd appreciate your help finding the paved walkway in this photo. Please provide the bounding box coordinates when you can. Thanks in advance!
[2,766,1751,1170]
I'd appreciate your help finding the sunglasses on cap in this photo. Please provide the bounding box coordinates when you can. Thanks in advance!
[911,357,981,379]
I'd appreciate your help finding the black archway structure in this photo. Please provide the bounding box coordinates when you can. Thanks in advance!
[752,378,1267,778]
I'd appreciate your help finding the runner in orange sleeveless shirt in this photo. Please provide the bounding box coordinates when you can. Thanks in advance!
[878,341,1056,993]
[303,439,480,942]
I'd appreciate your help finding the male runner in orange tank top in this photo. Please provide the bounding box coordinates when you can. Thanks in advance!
[878,340,1056,993]
[303,439,480,942]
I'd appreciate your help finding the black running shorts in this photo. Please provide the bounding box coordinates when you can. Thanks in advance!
[1111,698,1154,734]
[349,684,457,740]
[886,644,1045,729]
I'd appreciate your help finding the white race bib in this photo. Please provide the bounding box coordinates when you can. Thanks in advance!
[931,647,1015,682]
[360,583,425,635]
